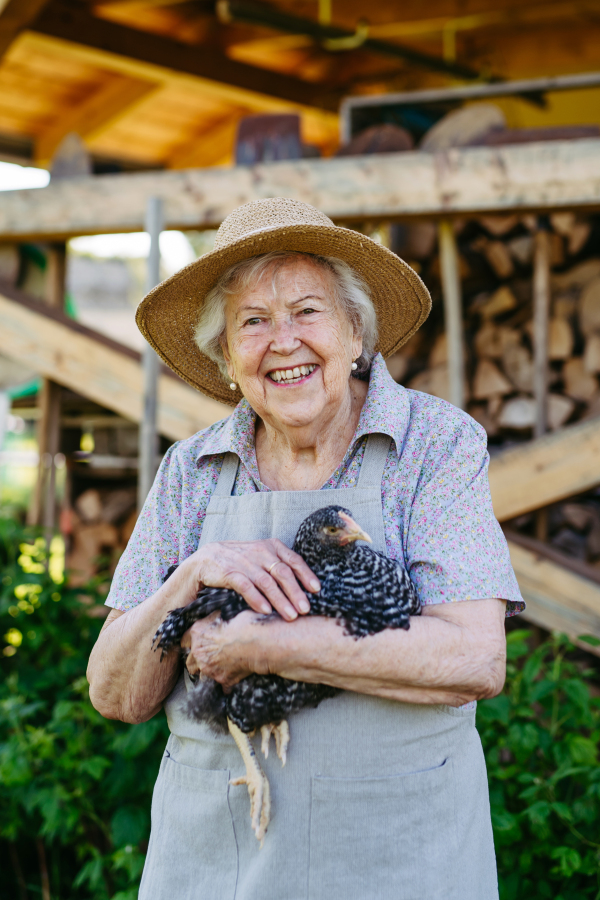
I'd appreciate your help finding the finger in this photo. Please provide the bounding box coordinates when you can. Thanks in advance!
[271,541,321,593]
[227,572,274,616]
[270,562,311,615]
[250,565,299,621]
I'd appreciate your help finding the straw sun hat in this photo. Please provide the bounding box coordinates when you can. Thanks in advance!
[136,198,431,406]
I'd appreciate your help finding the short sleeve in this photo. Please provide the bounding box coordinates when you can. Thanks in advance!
[405,417,524,616]
[105,444,185,611]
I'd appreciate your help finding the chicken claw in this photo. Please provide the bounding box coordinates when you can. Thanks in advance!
[228,718,271,845]
[260,721,290,766]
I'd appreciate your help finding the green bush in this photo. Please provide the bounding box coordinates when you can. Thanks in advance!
[478,629,600,900]
[1,518,599,898]
[0,518,169,899]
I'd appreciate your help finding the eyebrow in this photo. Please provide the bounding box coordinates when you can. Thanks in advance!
[236,293,323,314]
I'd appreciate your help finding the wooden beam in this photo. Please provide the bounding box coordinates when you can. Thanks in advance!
[35,73,158,167]
[0,286,229,440]
[508,539,600,653]
[30,2,337,112]
[2,138,600,241]
[167,115,241,169]
[489,416,600,522]
[0,0,51,57]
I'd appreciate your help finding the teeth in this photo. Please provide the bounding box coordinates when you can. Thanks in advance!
[270,364,316,383]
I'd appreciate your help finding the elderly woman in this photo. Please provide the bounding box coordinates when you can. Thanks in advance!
[87,198,524,900]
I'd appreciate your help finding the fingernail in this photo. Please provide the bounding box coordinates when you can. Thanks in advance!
[260,603,271,614]
[286,608,298,620]
[299,599,310,613]
[310,580,320,592]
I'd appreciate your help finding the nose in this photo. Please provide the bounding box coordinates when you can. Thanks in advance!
[269,314,301,355]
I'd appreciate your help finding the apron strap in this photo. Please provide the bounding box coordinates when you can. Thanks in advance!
[356,433,392,490]
[212,452,240,498]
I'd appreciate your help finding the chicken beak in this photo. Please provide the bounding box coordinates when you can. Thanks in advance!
[338,511,372,544]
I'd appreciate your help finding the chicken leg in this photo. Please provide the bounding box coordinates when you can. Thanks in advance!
[228,718,271,845]
[260,720,290,766]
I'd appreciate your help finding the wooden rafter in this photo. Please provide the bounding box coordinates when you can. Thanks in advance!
[1,139,600,241]
[30,1,338,112]
[0,0,51,57]
[0,285,229,440]
[35,73,159,166]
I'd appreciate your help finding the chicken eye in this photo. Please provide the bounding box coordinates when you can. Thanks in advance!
[324,526,339,534]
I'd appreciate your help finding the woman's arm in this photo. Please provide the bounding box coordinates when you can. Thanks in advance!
[183,597,507,707]
[87,538,320,723]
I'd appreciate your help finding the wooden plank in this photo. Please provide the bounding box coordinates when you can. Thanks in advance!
[0,288,229,440]
[0,0,51,57]
[35,73,158,166]
[31,2,337,112]
[2,138,600,241]
[489,416,600,522]
[508,540,600,653]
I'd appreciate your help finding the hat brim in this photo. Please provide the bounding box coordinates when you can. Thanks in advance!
[136,223,431,407]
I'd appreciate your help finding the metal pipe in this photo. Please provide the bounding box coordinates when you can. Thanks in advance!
[138,196,163,510]
[533,222,551,439]
[339,70,600,142]
[438,220,466,410]
[218,0,483,81]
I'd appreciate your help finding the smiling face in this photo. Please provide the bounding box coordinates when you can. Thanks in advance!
[220,257,363,429]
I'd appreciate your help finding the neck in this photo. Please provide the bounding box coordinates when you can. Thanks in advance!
[255,378,368,491]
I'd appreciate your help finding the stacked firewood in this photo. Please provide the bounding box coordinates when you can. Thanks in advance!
[387,211,600,443]
[64,487,137,587]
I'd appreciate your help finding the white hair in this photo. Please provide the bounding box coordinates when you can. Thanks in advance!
[194,250,378,381]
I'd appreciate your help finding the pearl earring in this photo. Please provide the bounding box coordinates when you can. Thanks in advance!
[351,361,358,371]
[229,382,237,390]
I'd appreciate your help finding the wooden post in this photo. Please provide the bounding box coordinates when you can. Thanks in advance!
[28,242,66,527]
[438,220,466,409]
[532,219,551,540]
[533,223,551,439]
[137,197,163,510]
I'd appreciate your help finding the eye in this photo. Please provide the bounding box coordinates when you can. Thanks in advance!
[245,317,262,326]
[301,307,315,315]
[324,526,339,535]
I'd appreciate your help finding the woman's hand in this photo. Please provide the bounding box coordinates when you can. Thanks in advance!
[182,538,320,622]
[181,610,274,691]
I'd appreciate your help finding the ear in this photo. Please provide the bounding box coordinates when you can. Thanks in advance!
[352,331,363,364]
[219,334,236,381]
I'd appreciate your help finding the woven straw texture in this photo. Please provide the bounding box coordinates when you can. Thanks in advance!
[136,198,432,406]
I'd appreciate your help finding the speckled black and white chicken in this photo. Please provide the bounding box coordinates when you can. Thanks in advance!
[152,505,421,842]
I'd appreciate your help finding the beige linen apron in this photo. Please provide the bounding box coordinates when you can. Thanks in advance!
[139,434,498,900]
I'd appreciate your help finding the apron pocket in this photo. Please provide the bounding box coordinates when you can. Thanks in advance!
[308,758,457,900]
[140,755,238,900]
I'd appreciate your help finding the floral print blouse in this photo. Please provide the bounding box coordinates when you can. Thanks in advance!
[106,353,524,616]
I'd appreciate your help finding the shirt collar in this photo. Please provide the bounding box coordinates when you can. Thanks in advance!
[196,353,411,468]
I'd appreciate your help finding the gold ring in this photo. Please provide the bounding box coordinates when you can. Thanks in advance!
[267,561,279,575]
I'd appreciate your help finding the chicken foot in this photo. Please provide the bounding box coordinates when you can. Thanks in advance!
[260,720,290,766]
[228,718,271,845]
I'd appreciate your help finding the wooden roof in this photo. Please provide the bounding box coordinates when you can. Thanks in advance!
[2,0,600,171]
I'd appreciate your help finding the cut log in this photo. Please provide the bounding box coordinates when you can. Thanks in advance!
[67,521,120,586]
[429,333,448,367]
[502,342,533,392]
[553,259,600,293]
[584,333,600,374]
[550,212,591,255]
[75,489,103,523]
[472,359,512,399]
[0,245,20,285]
[407,365,452,403]
[549,317,574,360]
[474,239,514,279]
[568,221,592,255]
[547,393,575,430]
[474,322,502,358]
[548,232,565,268]
[563,357,598,402]
[468,403,499,437]
[498,395,536,429]
[420,104,506,151]
[488,416,600,521]
[479,285,518,319]
[580,277,600,336]
[478,214,520,237]
[507,234,533,265]
[385,353,409,383]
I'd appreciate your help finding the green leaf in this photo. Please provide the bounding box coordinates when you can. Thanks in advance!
[577,635,600,647]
